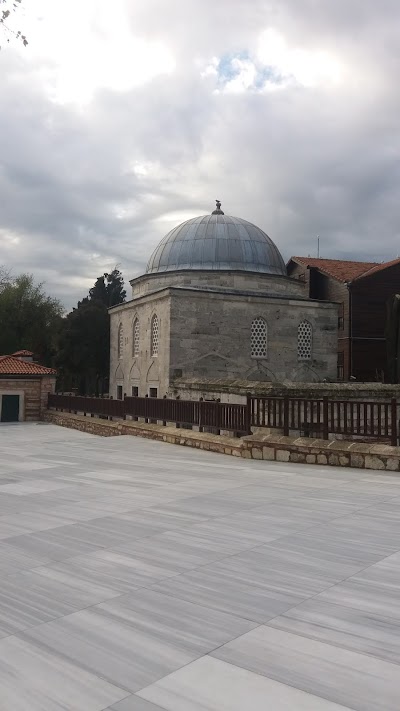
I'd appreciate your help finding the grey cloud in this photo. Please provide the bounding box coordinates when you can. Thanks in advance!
[0,1,400,309]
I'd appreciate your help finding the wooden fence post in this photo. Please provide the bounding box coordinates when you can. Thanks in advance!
[391,398,398,446]
[323,397,329,440]
[283,396,289,436]
[245,393,252,435]
[216,399,221,436]
[163,395,167,427]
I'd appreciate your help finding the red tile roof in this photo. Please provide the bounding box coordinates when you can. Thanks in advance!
[0,355,56,376]
[290,257,379,282]
[353,257,400,280]
[12,349,34,356]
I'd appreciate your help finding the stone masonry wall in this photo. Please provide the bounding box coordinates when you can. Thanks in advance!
[44,410,400,472]
[170,379,400,403]
[109,292,171,399]
[0,379,40,420]
[0,377,56,421]
[131,270,306,298]
[40,377,56,417]
[169,289,338,385]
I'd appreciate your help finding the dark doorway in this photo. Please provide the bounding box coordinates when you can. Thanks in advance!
[117,386,123,400]
[132,386,139,397]
[1,395,20,422]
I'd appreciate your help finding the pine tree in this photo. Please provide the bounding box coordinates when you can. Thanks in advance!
[56,268,126,394]
[88,267,126,308]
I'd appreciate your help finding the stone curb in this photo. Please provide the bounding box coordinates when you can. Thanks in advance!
[43,410,400,472]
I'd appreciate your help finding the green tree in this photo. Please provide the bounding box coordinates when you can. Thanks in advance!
[56,299,110,395]
[56,268,126,394]
[0,265,11,292]
[89,267,126,307]
[0,273,63,362]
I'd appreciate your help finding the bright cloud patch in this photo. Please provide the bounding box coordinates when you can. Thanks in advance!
[203,28,342,93]
[9,0,175,104]
[258,28,342,88]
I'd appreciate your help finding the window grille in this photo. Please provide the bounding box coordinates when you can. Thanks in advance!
[118,324,124,359]
[150,314,159,357]
[298,320,312,360]
[251,318,267,358]
[133,319,140,357]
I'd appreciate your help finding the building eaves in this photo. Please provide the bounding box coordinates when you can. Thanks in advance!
[0,355,56,376]
[289,256,379,283]
[353,256,400,281]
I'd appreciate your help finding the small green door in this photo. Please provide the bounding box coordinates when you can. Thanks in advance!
[1,395,20,422]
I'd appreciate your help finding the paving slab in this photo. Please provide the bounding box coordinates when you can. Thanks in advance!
[0,423,400,710]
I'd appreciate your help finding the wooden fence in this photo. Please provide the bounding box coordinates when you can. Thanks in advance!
[48,393,399,445]
[47,393,250,436]
[250,396,398,445]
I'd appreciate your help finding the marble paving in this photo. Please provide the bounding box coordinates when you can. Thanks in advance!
[0,424,400,710]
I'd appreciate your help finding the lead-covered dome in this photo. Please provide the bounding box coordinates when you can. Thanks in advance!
[146,202,286,276]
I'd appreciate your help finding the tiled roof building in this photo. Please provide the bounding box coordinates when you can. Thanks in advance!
[0,355,56,376]
[287,256,400,381]
[0,351,56,422]
[290,257,379,282]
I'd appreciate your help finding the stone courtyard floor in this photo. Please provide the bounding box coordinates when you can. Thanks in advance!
[0,424,400,710]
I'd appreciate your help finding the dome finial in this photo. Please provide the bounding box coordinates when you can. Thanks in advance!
[212,199,224,215]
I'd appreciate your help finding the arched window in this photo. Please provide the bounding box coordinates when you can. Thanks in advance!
[251,318,267,358]
[150,314,159,357]
[133,318,140,357]
[118,323,124,359]
[298,320,312,360]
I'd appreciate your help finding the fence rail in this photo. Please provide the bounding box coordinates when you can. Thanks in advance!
[47,393,250,436]
[47,393,399,445]
[48,394,126,418]
[251,396,398,445]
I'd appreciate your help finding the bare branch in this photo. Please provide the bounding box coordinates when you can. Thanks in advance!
[0,0,27,47]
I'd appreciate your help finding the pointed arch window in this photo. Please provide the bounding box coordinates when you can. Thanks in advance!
[150,314,159,357]
[298,320,312,360]
[118,323,124,359]
[133,318,140,357]
[251,318,267,358]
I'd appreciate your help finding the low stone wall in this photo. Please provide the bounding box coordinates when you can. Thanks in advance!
[43,410,400,472]
[171,378,400,404]
[43,410,243,455]
[43,411,122,437]
[242,433,400,471]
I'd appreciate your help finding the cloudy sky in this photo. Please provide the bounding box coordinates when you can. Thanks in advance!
[0,0,399,308]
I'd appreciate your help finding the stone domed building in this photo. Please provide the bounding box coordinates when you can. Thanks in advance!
[109,202,338,398]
